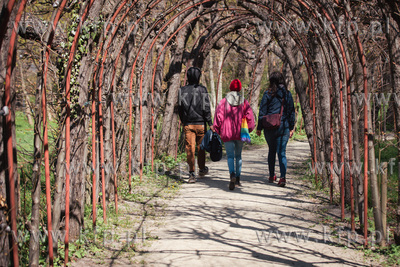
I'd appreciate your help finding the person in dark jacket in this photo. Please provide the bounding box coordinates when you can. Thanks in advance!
[178,67,214,183]
[256,71,296,187]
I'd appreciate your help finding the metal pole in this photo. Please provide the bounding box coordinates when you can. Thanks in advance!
[127,0,164,187]
[42,1,69,264]
[97,0,136,212]
[4,1,29,265]
[309,0,355,230]
[149,7,244,166]
[136,0,217,181]
[91,0,132,223]
[336,0,370,244]
[64,0,96,264]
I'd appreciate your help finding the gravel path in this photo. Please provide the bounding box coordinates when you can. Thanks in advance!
[137,140,376,266]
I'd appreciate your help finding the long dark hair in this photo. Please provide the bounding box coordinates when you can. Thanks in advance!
[267,71,287,96]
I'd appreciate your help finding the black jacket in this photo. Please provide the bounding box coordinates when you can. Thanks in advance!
[257,84,296,131]
[178,67,212,126]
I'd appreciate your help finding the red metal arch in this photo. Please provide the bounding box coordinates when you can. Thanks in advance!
[94,0,138,225]
[143,3,318,170]
[150,11,256,163]
[133,0,223,181]
[4,1,29,266]
[334,0,370,244]
[249,0,359,236]
[63,0,96,264]
[42,1,70,265]
[244,0,368,242]
[141,2,316,178]
[291,0,369,243]
[149,10,250,169]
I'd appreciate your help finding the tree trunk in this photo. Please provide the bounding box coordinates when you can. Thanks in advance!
[208,50,216,117]
[133,37,155,173]
[132,36,152,174]
[217,46,224,103]
[352,91,363,224]
[29,73,43,267]
[381,162,388,247]
[249,25,270,116]
[67,0,106,239]
[330,54,341,193]
[68,55,94,240]
[19,63,33,125]
[115,33,135,177]
[388,15,400,245]
[52,121,65,256]
[311,35,331,186]
[0,2,18,264]
[276,33,314,155]
[158,24,193,156]
[152,31,168,158]
[0,2,12,263]
[104,99,113,201]
[352,53,364,228]
[156,7,203,156]
[368,102,384,245]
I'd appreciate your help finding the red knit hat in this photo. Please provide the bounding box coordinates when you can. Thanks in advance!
[229,79,242,91]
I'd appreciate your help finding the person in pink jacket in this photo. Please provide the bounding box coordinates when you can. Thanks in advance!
[213,79,255,190]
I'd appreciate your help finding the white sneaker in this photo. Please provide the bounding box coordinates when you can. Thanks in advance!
[188,172,196,183]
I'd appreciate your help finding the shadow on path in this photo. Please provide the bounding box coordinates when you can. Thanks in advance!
[137,141,375,266]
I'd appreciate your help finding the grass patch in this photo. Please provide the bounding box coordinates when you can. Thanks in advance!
[15,110,58,155]
[246,126,308,147]
[293,128,308,141]
[15,111,34,154]
[248,130,266,146]
[364,245,400,266]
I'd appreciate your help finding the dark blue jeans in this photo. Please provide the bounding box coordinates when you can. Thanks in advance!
[264,127,290,178]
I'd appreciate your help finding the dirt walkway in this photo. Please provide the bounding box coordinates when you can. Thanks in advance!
[135,140,377,266]
[72,140,380,266]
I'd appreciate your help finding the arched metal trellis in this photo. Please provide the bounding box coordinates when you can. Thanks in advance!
[1,0,397,265]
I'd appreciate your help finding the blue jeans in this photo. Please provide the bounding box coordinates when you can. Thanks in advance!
[264,127,290,178]
[224,140,244,177]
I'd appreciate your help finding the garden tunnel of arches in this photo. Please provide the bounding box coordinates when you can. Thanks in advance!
[0,0,399,266]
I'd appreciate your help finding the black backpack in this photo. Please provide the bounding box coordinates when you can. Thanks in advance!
[210,132,222,162]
